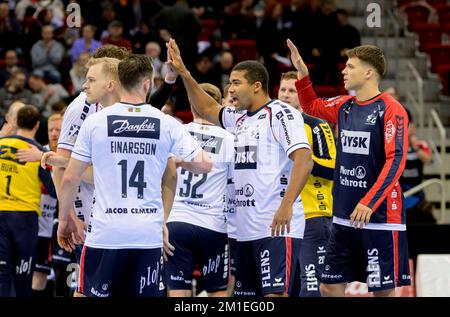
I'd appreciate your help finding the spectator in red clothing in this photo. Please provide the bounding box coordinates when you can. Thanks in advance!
[102,20,132,52]
[288,39,410,297]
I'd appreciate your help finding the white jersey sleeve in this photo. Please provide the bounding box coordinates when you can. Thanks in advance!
[58,92,98,151]
[71,117,93,163]
[271,103,310,156]
[219,106,245,133]
[169,116,202,161]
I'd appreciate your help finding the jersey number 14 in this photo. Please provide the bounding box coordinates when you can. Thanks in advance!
[118,160,147,199]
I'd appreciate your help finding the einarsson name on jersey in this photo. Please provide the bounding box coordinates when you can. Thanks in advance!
[107,115,160,139]
[110,141,156,155]
[340,129,371,155]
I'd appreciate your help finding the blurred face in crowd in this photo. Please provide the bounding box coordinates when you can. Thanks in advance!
[220,52,234,71]
[28,76,44,92]
[42,25,54,42]
[11,72,26,90]
[109,25,123,38]
[278,78,300,110]
[145,42,161,59]
[196,56,212,74]
[48,118,62,151]
[5,50,18,68]
[82,25,95,40]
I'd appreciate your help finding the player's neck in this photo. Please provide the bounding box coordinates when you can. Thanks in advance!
[193,117,213,125]
[16,129,35,140]
[248,95,271,113]
[355,82,380,102]
[101,92,121,107]
[120,90,146,105]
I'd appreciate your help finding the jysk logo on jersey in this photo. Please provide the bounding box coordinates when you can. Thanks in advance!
[340,129,371,155]
[107,116,160,139]
[235,145,257,169]
[190,132,223,154]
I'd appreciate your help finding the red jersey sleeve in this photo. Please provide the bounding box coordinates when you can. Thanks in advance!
[360,96,409,211]
[295,76,352,124]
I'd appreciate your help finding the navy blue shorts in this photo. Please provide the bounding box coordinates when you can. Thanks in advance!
[35,237,52,275]
[228,237,237,276]
[234,237,301,297]
[0,211,38,297]
[165,222,228,292]
[79,246,165,297]
[321,223,411,292]
[290,216,331,297]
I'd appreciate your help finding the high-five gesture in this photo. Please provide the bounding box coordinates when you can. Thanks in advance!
[166,39,188,77]
[286,39,309,80]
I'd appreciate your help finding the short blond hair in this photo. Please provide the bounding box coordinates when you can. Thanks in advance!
[48,113,63,123]
[87,57,120,81]
[199,83,222,103]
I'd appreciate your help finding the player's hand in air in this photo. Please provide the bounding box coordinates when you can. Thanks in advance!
[166,39,188,77]
[349,203,373,229]
[286,39,309,80]
[271,203,292,237]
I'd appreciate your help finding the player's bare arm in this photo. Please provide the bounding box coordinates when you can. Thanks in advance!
[58,157,89,252]
[166,38,222,126]
[162,157,177,259]
[271,148,313,236]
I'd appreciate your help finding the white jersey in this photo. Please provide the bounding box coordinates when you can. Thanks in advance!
[168,122,234,233]
[58,92,98,223]
[224,171,237,239]
[72,102,202,249]
[38,144,57,238]
[220,100,310,241]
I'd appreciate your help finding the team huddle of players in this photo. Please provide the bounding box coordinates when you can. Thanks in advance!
[0,38,410,298]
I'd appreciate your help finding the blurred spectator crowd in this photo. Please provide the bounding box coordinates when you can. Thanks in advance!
[0,0,360,144]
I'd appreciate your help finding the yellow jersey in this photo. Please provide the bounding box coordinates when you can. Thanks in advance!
[301,113,336,219]
[0,136,55,214]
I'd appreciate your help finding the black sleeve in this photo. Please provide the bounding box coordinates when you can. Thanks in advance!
[149,81,174,109]
[39,167,57,199]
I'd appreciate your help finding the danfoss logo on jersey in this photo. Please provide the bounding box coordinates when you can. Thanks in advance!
[340,130,371,155]
[107,115,160,139]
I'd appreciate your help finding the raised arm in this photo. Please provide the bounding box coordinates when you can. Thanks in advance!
[287,39,350,124]
[166,39,223,126]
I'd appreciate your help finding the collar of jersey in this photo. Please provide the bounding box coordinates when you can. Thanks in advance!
[354,92,384,105]
[246,99,275,117]
[3,135,42,149]
[119,101,146,107]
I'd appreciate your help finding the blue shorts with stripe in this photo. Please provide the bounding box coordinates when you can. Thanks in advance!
[79,246,165,297]
[165,222,229,292]
[321,223,411,292]
[228,237,237,276]
[234,237,301,297]
[291,216,332,297]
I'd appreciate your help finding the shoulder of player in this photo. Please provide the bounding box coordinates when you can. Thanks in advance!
[326,95,354,109]
[301,112,327,127]
[378,93,408,118]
